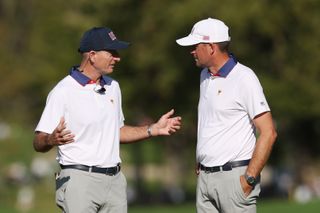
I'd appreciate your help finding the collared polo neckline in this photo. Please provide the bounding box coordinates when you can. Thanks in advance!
[208,54,237,78]
[69,66,107,87]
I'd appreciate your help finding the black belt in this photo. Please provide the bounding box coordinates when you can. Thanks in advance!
[200,159,250,173]
[60,164,121,176]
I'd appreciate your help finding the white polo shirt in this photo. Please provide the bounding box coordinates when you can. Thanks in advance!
[35,67,124,167]
[197,56,270,167]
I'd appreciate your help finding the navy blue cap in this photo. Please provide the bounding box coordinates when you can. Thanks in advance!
[78,27,130,53]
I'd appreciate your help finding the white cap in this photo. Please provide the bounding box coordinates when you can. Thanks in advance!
[176,18,230,46]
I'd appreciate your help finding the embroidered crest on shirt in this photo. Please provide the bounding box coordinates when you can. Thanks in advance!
[218,90,222,95]
[260,101,265,106]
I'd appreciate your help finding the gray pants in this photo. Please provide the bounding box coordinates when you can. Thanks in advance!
[196,166,260,213]
[55,168,127,213]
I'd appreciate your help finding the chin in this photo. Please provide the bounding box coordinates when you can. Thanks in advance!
[105,69,114,74]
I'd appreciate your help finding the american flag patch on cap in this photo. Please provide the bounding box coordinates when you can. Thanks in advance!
[108,32,117,41]
[203,35,210,40]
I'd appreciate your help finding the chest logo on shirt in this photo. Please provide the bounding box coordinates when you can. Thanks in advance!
[110,99,114,104]
[217,90,222,95]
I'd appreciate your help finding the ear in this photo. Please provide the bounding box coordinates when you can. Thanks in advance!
[88,51,96,64]
[208,43,216,55]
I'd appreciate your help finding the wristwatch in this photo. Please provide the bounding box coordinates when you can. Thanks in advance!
[147,125,153,137]
[245,174,257,187]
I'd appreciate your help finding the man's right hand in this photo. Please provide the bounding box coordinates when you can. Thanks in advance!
[48,117,75,146]
[33,117,75,152]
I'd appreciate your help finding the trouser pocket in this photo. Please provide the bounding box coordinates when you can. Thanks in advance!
[55,171,70,211]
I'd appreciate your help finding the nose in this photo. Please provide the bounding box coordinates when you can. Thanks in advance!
[190,49,197,57]
[113,56,121,62]
[190,46,197,54]
[110,50,120,62]
[189,45,197,55]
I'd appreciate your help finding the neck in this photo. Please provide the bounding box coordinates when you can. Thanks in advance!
[208,53,230,75]
[78,57,101,82]
[81,68,101,82]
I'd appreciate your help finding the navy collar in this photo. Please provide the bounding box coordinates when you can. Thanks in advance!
[212,54,237,77]
[69,66,107,87]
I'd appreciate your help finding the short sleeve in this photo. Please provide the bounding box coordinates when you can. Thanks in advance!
[35,87,66,133]
[237,71,270,119]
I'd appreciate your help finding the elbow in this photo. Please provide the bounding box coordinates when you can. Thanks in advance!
[33,139,40,152]
[33,141,45,153]
[33,146,42,153]
[33,145,50,153]
[271,129,278,145]
[33,136,51,153]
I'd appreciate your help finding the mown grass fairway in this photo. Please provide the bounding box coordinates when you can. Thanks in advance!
[1,199,320,213]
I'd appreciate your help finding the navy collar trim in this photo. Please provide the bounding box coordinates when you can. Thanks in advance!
[69,66,107,87]
[216,54,237,77]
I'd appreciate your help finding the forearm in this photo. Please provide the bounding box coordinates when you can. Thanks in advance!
[246,129,277,177]
[33,132,54,152]
[120,125,153,143]
[120,110,181,143]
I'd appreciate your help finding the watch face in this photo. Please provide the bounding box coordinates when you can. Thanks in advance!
[246,175,256,186]
[248,177,255,184]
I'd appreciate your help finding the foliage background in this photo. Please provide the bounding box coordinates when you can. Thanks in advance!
[0,0,319,212]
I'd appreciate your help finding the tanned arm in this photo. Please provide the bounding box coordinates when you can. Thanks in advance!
[33,117,75,152]
[120,109,182,143]
[240,111,277,195]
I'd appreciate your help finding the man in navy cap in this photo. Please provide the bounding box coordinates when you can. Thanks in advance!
[33,27,182,213]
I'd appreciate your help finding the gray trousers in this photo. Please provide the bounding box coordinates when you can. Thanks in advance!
[196,166,260,213]
[55,168,127,213]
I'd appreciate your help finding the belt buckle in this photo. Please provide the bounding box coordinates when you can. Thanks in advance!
[202,165,210,174]
[205,168,211,174]
[222,163,232,171]
[106,166,118,176]
[106,168,113,176]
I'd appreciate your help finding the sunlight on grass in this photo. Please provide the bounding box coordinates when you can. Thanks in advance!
[1,192,320,213]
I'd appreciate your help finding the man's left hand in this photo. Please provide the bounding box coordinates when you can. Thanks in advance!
[152,109,182,136]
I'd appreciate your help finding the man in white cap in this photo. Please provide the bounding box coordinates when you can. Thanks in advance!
[33,26,182,213]
[176,18,277,213]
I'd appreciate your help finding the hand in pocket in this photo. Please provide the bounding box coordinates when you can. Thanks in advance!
[240,175,253,197]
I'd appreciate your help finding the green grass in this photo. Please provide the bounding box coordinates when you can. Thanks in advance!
[129,200,320,213]
[258,199,320,213]
[1,199,320,213]
[3,174,319,213]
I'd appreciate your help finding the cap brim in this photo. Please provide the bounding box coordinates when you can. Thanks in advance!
[106,40,130,50]
[78,40,130,53]
[176,35,201,46]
